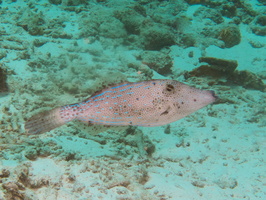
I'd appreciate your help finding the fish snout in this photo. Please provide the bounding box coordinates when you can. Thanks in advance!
[198,89,218,106]
[209,90,218,101]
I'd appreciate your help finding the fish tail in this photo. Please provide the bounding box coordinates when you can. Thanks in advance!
[25,106,74,135]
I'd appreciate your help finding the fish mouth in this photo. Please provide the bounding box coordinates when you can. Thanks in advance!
[209,90,218,100]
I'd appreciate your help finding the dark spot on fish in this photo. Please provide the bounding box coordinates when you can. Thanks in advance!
[130,121,132,125]
[194,99,197,102]
[153,82,156,85]
[136,98,139,100]
[181,102,184,104]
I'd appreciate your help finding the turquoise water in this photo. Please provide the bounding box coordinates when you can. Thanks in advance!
[0,0,265,199]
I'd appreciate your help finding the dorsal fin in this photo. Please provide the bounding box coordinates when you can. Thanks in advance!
[83,81,131,102]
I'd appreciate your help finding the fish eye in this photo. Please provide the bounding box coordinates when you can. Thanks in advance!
[166,84,174,92]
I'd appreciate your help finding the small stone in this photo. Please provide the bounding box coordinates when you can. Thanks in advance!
[256,15,266,26]
[38,147,52,157]
[0,169,10,178]
[67,174,76,182]
[48,0,62,5]
[144,184,155,189]
[33,39,47,47]
[249,40,265,48]
[215,177,238,189]
[194,7,224,24]
[175,138,184,147]
[24,148,38,160]
[188,51,194,58]
[192,180,205,188]
[0,51,6,60]
[251,26,266,36]
[164,125,171,134]
[2,182,25,199]
[0,67,8,94]
[258,0,266,5]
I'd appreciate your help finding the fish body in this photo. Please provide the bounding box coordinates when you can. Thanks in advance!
[25,79,217,135]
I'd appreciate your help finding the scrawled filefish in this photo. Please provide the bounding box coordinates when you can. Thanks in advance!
[25,79,217,135]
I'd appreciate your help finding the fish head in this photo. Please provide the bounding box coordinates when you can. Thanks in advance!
[154,80,217,124]
[170,81,217,115]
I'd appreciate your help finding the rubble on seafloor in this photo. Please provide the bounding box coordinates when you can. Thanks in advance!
[185,57,266,92]
[0,67,8,95]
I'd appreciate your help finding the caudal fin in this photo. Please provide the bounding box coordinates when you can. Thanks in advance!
[25,107,66,135]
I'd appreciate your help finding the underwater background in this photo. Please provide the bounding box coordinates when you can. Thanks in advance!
[0,0,266,199]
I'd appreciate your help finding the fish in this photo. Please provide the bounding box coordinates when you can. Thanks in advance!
[25,79,217,135]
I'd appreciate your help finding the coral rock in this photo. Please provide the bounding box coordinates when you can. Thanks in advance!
[199,57,238,74]
[229,70,266,92]
[139,51,173,75]
[140,23,175,50]
[114,8,145,35]
[218,26,241,48]
[185,57,238,78]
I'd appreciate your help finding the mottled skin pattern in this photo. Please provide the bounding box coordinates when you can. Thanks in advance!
[25,80,217,135]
